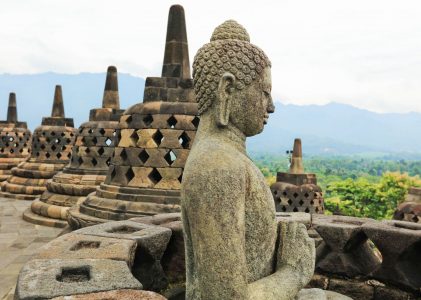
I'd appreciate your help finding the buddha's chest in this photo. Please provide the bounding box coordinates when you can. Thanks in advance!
[244,161,277,281]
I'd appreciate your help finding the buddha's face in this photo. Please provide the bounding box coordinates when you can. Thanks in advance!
[230,67,274,137]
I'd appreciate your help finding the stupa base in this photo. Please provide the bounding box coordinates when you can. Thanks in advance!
[67,203,109,229]
[26,172,106,227]
[0,190,39,200]
[0,160,67,201]
[22,207,68,228]
[67,183,181,229]
[0,158,28,182]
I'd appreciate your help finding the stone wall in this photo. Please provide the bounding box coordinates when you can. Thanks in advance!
[307,214,421,299]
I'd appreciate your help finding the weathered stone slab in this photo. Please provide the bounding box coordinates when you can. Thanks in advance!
[51,289,167,300]
[74,221,171,259]
[296,288,353,300]
[15,259,142,299]
[35,233,137,268]
[328,278,374,299]
[362,220,421,291]
[313,215,380,277]
[75,220,171,291]
[276,212,311,226]
[131,214,185,284]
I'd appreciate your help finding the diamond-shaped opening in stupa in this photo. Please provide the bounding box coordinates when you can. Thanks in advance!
[148,168,162,184]
[138,150,149,164]
[152,130,164,146]
[178,132,190,149]
[164,150,177,166]
[125,168,135,183]
[167,116,178,129]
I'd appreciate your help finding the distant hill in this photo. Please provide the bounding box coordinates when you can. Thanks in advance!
[0,72,145,130]
[248,102,421,155]
[1,73,420,156]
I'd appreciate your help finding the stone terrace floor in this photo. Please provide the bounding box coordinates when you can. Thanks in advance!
[0,198,62,299]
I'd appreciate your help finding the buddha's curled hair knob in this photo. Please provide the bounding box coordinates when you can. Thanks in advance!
[193,20,271,115]
[210,20,250,42]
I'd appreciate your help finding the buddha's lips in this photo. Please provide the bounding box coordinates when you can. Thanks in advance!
[263,114,269,124]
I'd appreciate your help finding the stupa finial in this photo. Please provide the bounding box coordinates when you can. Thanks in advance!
[102,66,120,109]
[7,92,17,123]
[162,5,190,79]
[289,138,304,174]
[51,85,65,118]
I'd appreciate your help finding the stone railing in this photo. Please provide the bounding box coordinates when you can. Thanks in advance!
[306,214,421,300]
[14,213,421,299]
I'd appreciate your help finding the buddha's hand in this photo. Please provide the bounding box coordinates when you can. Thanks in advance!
[276,221,315,287]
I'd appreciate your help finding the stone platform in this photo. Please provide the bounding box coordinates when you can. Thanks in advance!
[14,212,421,299]
[0,197,63,299]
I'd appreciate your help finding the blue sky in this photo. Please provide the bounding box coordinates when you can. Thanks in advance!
[0,0,420,113]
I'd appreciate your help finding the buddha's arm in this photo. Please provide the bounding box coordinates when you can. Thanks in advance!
[184,166,248,300]
[247,222,315,300]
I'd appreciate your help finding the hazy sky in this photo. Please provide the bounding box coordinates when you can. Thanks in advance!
[0,0,420,113]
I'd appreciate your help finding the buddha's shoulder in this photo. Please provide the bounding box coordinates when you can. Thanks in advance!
[187,140,247,172]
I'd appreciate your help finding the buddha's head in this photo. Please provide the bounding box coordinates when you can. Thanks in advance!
[193,20,274,137]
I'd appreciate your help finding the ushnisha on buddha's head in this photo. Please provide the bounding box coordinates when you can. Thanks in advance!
[193,20,275,137]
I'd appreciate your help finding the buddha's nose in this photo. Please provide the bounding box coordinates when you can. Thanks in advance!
[267,97,275,114]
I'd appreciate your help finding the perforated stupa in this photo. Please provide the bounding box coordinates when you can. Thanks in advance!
[0,85,76,200]
[0,93,31,182]
[68,5,199,228]
[271,138,325,214]
[24,67,124,227]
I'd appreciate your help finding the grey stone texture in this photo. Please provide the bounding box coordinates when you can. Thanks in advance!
[394,187,421,223]
[35,233,137,268]
[75,220,172,291]
[296,289,352,300]
[362,220,421,291]
[181,19,343,300]
[0,198,62,299]
[14,258,142,299]
[131,213,185,285]
[67,5,199,229]
[313,215,381,277]
[51,289,167,300]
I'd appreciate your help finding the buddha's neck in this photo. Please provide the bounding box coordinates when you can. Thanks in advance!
[195,113,247,155]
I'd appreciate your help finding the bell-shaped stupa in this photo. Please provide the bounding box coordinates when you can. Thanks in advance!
[24,67,125,227]
[0,93,32,182]
[68,5,199,228]
[271,138,325,213]
[1,86,76,200]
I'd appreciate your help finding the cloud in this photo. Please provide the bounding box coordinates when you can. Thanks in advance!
[0,0,420,113]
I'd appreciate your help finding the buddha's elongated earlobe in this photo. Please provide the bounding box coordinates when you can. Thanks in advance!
[216,73,235,127]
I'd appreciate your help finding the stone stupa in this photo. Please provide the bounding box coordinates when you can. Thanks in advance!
[271,138,325,213]
[0,93,32,182]
[23,67,125,227]
[68,5,199,228]
[0,85,76,200]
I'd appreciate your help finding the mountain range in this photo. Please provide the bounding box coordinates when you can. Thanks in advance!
[1,72,420,156]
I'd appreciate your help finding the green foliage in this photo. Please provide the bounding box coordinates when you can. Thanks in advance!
[325,173,421,219]
[253,154,421,220]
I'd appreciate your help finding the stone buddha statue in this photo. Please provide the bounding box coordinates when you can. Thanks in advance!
[181,21,351,300]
